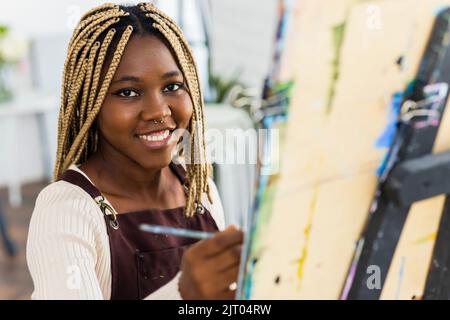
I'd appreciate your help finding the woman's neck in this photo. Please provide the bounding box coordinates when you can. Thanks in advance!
[81,145,169,202]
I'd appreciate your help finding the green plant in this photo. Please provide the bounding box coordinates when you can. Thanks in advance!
[0,25,7,36]
[0,24,8,65]
[0,24,12,102]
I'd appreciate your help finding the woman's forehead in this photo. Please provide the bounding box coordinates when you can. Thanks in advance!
[113,34,182,80]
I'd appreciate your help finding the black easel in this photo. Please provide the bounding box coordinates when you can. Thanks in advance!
[343,8,450,300]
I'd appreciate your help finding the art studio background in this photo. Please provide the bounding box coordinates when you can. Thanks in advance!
[3,0,450,301]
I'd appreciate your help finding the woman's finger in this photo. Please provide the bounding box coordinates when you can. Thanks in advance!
[203,244,242,272]
[190,225,244,258]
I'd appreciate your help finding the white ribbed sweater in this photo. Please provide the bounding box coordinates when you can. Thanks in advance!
[26,164,225,300]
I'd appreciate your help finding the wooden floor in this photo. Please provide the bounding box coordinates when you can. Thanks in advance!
[0,181,47,300]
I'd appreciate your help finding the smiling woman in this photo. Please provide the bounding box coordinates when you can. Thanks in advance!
[25,2,243,300]
[82,34,195,212]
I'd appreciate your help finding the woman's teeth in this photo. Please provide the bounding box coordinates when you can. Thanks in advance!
[138,130,170,142]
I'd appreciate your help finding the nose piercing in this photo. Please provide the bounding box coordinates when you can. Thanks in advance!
[153,118,165,124]
[152,106,171,124]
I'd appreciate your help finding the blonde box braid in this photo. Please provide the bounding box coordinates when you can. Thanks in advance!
[54,3,212,217]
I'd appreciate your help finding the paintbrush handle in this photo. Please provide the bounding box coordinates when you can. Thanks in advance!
[139,224,216,240]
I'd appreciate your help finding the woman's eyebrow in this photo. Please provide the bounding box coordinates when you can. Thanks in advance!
[162,70,182,79]
[112,75,140,84]
[111,71,182,84]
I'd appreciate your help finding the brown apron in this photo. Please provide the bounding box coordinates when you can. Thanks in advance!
[58,162,219,300]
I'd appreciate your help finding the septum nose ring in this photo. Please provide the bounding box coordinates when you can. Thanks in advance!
[153,118,165,124]
[152,106,171,124]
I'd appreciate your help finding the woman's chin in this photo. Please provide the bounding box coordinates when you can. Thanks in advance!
[139,153,174,170]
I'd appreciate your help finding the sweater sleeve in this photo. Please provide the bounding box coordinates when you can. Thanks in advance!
[26,181,107,300]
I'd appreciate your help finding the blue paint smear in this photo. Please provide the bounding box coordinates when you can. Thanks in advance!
[375,92,403,149]
[375,91,403,176]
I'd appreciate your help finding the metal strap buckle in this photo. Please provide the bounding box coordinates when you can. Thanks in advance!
[95,196,119,230]
[195,203,205,215]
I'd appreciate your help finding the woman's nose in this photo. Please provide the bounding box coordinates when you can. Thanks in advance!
[141,93,172,120]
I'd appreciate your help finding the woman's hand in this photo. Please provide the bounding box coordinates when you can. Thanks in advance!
[179,225,244,299]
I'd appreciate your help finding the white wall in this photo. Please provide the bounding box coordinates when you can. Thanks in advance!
[210,0,278,89]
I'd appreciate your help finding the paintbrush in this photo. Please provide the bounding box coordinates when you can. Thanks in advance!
[139,224,216,240]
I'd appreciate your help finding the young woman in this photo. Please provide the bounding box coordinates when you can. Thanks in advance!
[26,2,243,300]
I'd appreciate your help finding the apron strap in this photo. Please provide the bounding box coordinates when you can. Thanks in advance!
[58,169,102,199]
[58,169,120,230]
[169,162,208,214]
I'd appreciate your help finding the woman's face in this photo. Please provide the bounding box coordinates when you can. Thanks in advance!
[97,34,193,170]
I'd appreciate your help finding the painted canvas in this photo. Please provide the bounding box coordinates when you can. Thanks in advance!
[239,0,450,299]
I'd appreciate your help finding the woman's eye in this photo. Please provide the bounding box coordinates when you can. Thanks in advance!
[163,83,182,92]
[116,89,139,97]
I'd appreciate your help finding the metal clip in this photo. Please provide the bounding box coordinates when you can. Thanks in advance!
[400,109,441,123]
[95,196,119,230]
[195,203,205,215]
[400,82,449,115]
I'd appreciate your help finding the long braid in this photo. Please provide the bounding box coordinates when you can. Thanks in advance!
[54,3,211,218]
[79,42,100,129]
